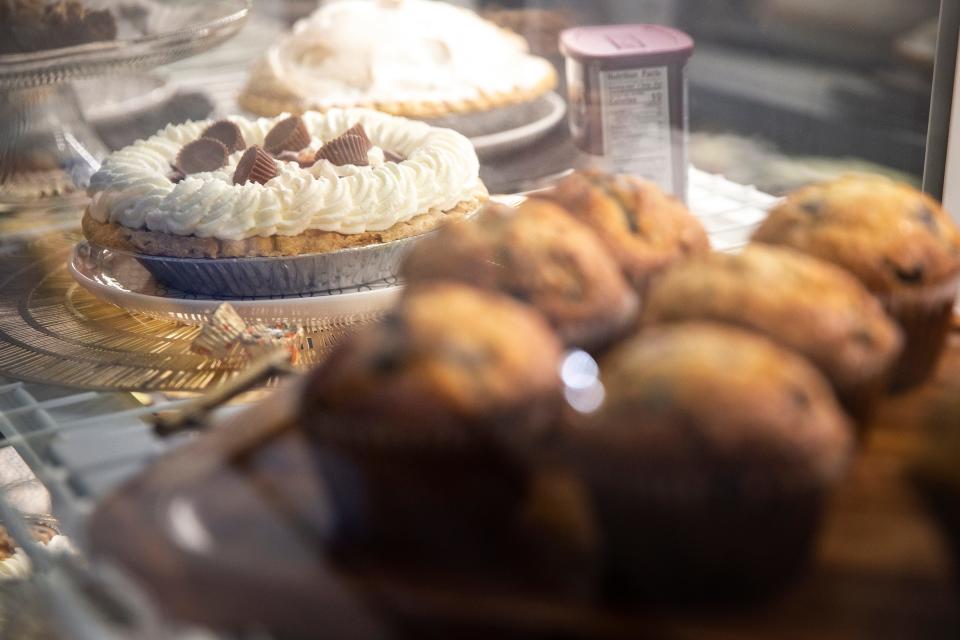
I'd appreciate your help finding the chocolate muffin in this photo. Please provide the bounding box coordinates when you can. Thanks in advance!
[537,171,710,295]
[401,199,638,353]
[753,175,960,391]
[301,283,594,592]
[644,245,902,425]
[562,323,853,599]
[0,1,117,54]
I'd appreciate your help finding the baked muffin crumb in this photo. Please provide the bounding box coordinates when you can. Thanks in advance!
[753,174,960,390]
[538,171,710,293]
[564,323,853,597]
[402,199,638,352]
[644,244,902,423]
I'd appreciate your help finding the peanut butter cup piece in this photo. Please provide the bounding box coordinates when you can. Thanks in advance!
[297,148,318,167]
[201,120,246,153]
[342,123,372,147]
[384,150,404,163]
[315,124,373,167]
[276,148,317,168]
[315,135,369,166]
[233,145,278,185]
[264,115,311,154]
[176,138,228,175]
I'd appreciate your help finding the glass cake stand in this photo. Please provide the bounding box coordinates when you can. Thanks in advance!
[0,0,251,213]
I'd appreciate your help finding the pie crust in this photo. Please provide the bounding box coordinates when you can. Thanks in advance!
[238,66,557,119]
[82,187,488,259]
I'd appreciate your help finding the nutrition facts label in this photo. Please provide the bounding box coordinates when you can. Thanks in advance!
[599,66,674,194]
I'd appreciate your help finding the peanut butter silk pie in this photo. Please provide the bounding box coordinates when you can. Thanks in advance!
[82,109,487,296]
[239,0,557,118]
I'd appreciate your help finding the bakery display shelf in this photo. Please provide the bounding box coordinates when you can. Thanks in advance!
[0,0,250,213]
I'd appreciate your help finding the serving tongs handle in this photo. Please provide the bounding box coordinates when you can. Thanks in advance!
[152,349,298,437]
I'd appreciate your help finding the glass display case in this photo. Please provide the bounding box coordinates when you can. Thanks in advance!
[1,1,960,638]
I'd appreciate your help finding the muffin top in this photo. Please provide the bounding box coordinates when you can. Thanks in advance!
[303,282,563,448]
[538,171,710,288]
[752,174,960,293]
[401,199,638,350]
[644,245,902,388]
[567,323,852,495]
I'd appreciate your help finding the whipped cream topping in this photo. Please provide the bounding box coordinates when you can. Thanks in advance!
[250,0,555,108]
[88,109,481,240]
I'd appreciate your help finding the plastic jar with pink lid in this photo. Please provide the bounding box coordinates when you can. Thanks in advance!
[560,24,694,202]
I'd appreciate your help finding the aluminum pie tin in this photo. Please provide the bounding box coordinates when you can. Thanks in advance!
[106,231,425,298]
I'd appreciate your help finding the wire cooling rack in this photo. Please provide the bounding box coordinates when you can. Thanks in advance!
[0,168,777,638]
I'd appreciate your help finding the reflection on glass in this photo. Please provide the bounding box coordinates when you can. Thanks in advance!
[166,497,213,554]
[559,349,605,414]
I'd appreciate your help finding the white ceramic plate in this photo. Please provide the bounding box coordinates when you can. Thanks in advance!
[472,92,566,157]
[68,242,402,329]
[76,72,176,123]
[425,92,567,159]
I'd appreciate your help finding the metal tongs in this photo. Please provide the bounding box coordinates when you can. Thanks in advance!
[151,349,298,437]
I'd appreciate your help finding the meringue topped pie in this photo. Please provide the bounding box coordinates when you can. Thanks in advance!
[83,109,487,258]
[239,0,557,118]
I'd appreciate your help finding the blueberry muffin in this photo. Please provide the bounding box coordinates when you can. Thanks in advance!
[301,284,594,591]
[304,282,563,445]
[753,175,960,391]
[562,323,853,598]
[537,171,710,295]
[401,199,638,353]
[644,245,902,425]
